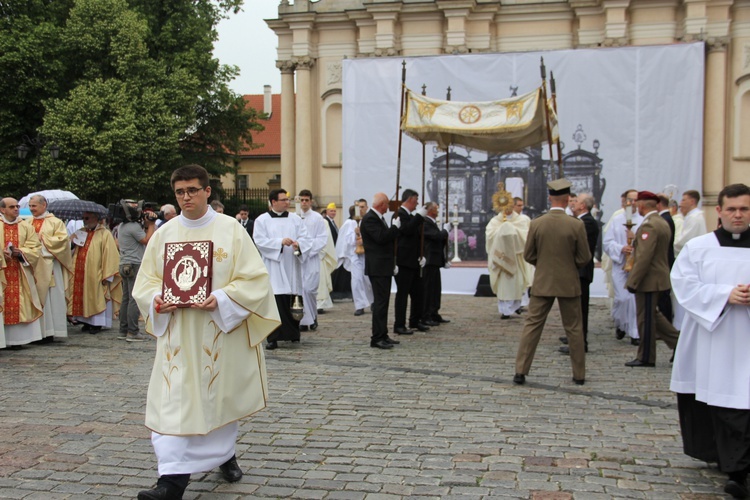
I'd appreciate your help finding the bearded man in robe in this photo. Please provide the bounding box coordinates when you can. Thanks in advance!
[67,211,121,333]
[0,197,43,348]
[28,194,72,341]
[133,164,280,499]
[670,183,750,500]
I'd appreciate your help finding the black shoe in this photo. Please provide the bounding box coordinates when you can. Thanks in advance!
[81,323,91,332]
[411,322,430,332]
[394,327,414,335]
[384,337,400,345]
[266,341,278,350]
[559,336,568,345]
[559,346,570,355]
[615,328,626,340]
[513,373,525,385]
[317,308,325,314]
[299,325,309,332]
[89,326,102,334]
[32,336,54,345]
[630,338,640,346]
[725,479,749,499]
[573,378,585,386]
[310,320,318,331]
[370,340,393,349]
[422,319,439,327]
[219,456,243,483]
[354,309,365,316]
[625,359,655,367]
[138,485,172,500]
[501,314,511,320]
[515,308,524,315]
[435,317,450,323]
[670,351,675,363]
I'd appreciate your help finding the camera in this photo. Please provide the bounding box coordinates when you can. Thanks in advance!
[107,200,164,225]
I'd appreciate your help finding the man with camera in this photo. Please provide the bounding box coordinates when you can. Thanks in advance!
[117,200,156,342]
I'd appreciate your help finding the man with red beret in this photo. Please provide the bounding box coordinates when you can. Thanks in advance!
[624,190,680,367]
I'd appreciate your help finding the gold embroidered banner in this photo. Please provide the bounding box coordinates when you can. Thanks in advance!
[400,87,558,153]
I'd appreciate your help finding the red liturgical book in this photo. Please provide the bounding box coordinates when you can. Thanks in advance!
[162,241,213,307]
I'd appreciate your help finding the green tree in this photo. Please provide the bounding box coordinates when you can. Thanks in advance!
[1,0,262,205]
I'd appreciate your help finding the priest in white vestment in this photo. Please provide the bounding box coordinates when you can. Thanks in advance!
[253,189,312,350]
[603,200,642,342]
[296,190,328,330]
[336,206,373,315]
[485,208,530,318]
[133,165,280,499]
[316,222,337,311]
[670,183,750,499]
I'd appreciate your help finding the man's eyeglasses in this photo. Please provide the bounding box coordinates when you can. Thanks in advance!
[5,205,20,209]
[175,187,205,198]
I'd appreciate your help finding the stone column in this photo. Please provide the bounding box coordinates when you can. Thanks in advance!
[703,37,729,208]
[294,56,314,192]
[277,60,296,193]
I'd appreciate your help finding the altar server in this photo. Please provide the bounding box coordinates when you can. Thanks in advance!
[336,205,373,316]
[296,190,328,331]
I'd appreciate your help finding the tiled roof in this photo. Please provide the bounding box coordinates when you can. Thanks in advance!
[240,93,281,157]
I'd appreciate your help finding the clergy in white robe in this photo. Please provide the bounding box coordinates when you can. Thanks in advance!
[336,217,373,313]
[253,189,312,348]
[485,210,530,317]
[603,207,643,340]
[297,194,328,329]
[316,222,337,311]
[132,165,281,499]
[674,206,707,256]
[670,183,750,498]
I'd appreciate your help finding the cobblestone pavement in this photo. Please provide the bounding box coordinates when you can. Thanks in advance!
[0,296,728,499]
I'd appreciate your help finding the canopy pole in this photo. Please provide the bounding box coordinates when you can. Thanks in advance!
[550,71,564,179]
[419,84,427,278]
[445,86,452,226]
[540,57,557,179]
[394,60,407,207]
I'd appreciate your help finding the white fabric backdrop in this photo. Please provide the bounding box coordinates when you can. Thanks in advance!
[342,43,705,218]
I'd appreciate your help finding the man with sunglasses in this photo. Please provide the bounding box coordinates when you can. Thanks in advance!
[133,164,280,499]
[0,197,43,348]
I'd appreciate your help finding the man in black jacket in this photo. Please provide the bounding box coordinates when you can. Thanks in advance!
[560,192,599,354]
[393,189,431,334]
[656,193,675,322]
[359,192,401,349]
[421,202,449,324]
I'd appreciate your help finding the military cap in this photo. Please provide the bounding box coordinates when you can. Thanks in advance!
[547,178,572,196]
[636,191,659,202]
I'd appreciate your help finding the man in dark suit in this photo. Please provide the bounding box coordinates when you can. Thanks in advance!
[393,189,430,334]
[421,202,449,324]
[359,192,401,349]
[237,205,254,240]
[514,179,592,386]
[560,192,599,354]
[624,191,680,367]
[323,203,339,245]
[656,193,675,322]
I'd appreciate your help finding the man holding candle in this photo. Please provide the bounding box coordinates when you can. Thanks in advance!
[603,189,642,345]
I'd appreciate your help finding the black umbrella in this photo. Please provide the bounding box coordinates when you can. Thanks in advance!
[48,199,108,220]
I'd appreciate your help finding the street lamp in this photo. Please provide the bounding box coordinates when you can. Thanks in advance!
[17,135,60,192]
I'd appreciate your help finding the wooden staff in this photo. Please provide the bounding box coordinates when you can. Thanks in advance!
[393,60,407,210]
[550,71,564,179]
[539,57,557,179]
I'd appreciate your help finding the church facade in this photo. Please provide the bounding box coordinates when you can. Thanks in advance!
[265,0,750,226]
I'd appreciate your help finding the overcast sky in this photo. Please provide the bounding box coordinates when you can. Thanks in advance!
[214,1,281,97]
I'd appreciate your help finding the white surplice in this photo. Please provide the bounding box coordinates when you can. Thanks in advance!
[253,212,311,297]
[602,210,643,339]
[336,219,373,310]
[298,209,328,326]
[669,232,750,410]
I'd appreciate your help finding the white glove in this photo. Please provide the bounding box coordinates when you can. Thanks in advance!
[391,216,401,229]
[415,206,427,218]
[419,257,426,268]
[393,265,399,276]
[444,261,452,269]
